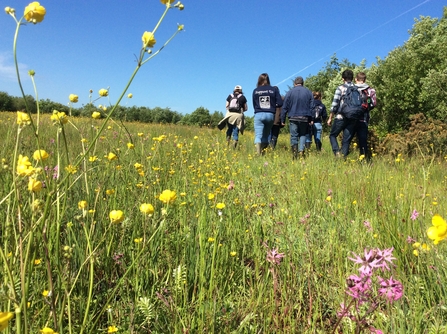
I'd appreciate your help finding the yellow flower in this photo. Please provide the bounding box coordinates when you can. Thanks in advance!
[208,237,215,242]
[160,0,175,4]
[42,290,50,297]
[216,203,225,210]
[33,149,49,161]
[230,251,237,257]
[159,190,177,204]
[89,156,97,162]
[78,200,88,209]
[40,327,58,334]
[24,1,46,24]
[352,200,357,205]
[127,142,135,149]
[134,238,143,243]
[34,258,42,265]
[17,111,31,127]
[65,165,77,174]
[413,249,419,257]
[326,196,332,202]
[69,94,78,103]
[208,193,215,200]
[107,152,118,161]
[427,214,447,244]
[140,203,154,215]
[106,189,115,196]
[28,178,43,193]
[127,93,133,98]
[5,7,15,15]
[137,132,144,137]
[99,88,109,97]
[142,31,156,48]
[0,312,14,331]
[92,111,101,119]
[108,326,118,333]
[50,111,68,125]
[109,210,124,224]
[17,155,35,176]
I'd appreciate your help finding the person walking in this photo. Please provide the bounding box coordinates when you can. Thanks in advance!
[252,73,283,155]
[327,69,359,158]
[354,72,376,160]
[269,88,284,150]
[305,91,327,151]
[280,76,314,159]
[218,85,248,149]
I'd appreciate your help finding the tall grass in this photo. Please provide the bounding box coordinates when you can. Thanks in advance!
[1,112,447,333]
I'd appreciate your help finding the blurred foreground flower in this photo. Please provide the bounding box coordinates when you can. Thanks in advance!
[216,203,225,210]
[142,31,156,48]
[40,327,58,334]
[33,149,49,161]
[159,189,177,204]
[69,94,78,103]
[17,155,34,176]
[28,177,43,192]
[108,325,118,333]
[109,210,124,224]
[24,1,46,24]
[0,312,14,331]
[99,88,108,97]
[50,111,68,126]
[92,111,101,119]
[140,203,154,215]
[427,214,447,244]
[17,111,31,127]
[127,93,133,98]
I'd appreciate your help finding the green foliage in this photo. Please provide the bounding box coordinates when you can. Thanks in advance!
[0,91,14,111]
[368,8,447,133]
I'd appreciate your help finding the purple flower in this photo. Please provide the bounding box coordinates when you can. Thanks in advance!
[363,220,372,232]
[349,249,381,276]
[410,209,419,221]
[346,274,372,302]
[378,276,403,302]
[266,247,285,266]
[406,236,416,244]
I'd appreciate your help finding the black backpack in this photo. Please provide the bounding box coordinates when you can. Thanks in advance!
[340,85,363,119]
[228,94,241,112]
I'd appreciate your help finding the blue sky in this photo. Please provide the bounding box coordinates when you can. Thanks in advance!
[0,0,444,117]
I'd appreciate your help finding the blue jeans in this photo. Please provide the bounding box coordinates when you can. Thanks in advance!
[289,120,309,152]
[329,117,358,156]
[254,112,274,144]
[226,123,239,141]
[306,122,323,146]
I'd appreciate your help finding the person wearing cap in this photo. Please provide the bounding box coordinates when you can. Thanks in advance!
[252,73,283,155]
[217,85,248,149]
[280,76,314,159]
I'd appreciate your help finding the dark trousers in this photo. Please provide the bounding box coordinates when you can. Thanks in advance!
[355,121,369,158]
[329,117,358,156]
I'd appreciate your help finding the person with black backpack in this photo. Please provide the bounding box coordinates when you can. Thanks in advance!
[327,69,361,158]
[217,85,248,149]
[353,72,377,161]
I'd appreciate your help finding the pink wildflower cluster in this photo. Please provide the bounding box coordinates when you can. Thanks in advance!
[266,247,285,266]
[336,247,403,334]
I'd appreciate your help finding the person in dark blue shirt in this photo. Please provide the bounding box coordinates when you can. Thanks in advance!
[281,76,314,159]
[252,73,283,155]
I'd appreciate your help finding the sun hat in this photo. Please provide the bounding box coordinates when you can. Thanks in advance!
[234,85,243,93]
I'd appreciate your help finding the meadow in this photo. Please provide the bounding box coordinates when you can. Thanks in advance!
[3,2,447,333]
[1,110,447,333]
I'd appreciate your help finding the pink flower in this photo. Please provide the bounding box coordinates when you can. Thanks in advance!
[227,180,234,190]
[378,276,403,302]
[349,249,381,276]
[410,209,419,221]
[266,248,285,266]
[346,274,372,302]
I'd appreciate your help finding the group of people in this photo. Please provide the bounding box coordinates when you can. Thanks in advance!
[218,69,376,160]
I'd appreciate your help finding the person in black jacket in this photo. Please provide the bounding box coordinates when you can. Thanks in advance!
[305,91,327,151]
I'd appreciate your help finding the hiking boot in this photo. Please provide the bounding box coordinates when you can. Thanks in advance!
[292,145,298,160]
[305,142,311,150]
[270,138,277,150]
[226,136,231,146]
[232,140,238,149]
[256,143,262,155]
[260,143,269,156]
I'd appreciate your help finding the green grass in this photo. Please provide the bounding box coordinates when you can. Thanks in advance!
[1,112,447,333]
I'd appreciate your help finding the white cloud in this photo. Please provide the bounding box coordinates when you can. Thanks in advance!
[0,52,29,81]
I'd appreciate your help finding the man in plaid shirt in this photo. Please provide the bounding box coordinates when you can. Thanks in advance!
[326,69,358,157]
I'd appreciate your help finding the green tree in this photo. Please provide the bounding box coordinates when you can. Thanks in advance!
[368,7,447,134]
[183,107,211,127]
[0,91,14,111]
